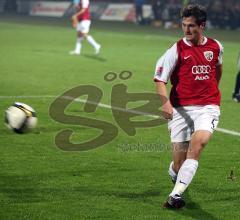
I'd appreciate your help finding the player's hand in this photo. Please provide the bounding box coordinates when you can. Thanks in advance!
[71,15,78,28]
[161,101,173,120]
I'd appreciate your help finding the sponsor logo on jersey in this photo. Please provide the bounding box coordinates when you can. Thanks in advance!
[192,65,211,80]
[194,75,210,80]
[204,51,213,62]
[192,65,211,74]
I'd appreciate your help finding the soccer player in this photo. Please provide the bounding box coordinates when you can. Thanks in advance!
[232,53,240,102]
[153,4,223,209]
[70,0,101,55]
[135,0,145,25]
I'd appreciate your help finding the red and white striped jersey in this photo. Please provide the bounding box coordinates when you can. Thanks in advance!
[77,0,90,21]
[154,37,224,107]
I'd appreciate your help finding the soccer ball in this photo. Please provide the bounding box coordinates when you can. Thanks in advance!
[5,102,37,133]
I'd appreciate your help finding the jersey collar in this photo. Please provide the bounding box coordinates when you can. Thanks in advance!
[183,37,208,46]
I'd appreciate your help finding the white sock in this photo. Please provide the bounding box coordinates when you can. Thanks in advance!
[168,161,177,182]
[170,159,198,197]
[75,37,84,53]
[86,35,99,49]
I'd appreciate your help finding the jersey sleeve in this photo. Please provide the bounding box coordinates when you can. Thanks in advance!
[153,43,178,83]
[214,39,224,66]
[82,0,89,8]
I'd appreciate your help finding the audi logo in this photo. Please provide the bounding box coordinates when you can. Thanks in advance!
[192,65,211,74]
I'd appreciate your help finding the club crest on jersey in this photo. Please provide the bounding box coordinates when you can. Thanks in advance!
[204,51,213,62]
[157,67,163,74]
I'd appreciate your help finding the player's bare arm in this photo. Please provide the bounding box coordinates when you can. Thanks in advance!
[72,8,87,29]
[155,81,173,119]
[216,64,222,84]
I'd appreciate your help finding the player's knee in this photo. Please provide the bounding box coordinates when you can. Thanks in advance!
[195,138,209,149]
[78,32,84,38]
[192,131,211,147]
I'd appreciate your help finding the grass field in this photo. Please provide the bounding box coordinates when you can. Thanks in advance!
[0,15,240,219]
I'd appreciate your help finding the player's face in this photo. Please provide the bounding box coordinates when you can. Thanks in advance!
[182,16,204,43]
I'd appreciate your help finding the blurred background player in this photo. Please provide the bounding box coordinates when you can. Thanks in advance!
[154,4,223,209]
[134,0,145,25]
[232,53,240,102]
[70,0,101,55]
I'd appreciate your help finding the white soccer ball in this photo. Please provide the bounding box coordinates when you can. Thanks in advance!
[5,102,37,133]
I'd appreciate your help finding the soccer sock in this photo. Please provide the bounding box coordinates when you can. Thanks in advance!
[86,35,99,49]
[75,37,84,53]
[168,161,177,182]
[234,71,240,95]
[170,159,198,197]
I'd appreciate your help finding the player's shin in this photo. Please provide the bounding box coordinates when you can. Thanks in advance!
[170,159,198,197]
[75,37,84,53]
[168,161,177,183]
[86,35,99,49]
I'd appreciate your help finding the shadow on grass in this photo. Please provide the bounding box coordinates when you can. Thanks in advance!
[176,190,218,220]
[0,172,230,220]
[0,174,45,203]
[114,190,161,199]
[0,172,160,205]
[82,54,107,62]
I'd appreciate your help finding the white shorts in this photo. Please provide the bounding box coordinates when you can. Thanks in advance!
[168,105,220,142]
[76,20,91,33]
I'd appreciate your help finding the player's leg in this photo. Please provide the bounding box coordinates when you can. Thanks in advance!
[164,142,189,209]
[164,132,210,209]
[70,20,88,55]
[233,71,240,102]
[86,34,101,54]
[165,106,220,208]
[169,131,211,197]
[169,142,189,183]
[188,130,212,159]
[167,107,192,184]
[164,107,192,209]
[84,21,101,54]
[70,31,84,55]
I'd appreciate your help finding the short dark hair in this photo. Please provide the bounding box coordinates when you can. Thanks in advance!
[181,4,207,26]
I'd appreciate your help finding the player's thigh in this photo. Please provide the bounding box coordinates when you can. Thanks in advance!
[188,130,212,160]
[168,107,193,143]
[194,105,220,134]
[77,20,91,34]
[188,106,220,159]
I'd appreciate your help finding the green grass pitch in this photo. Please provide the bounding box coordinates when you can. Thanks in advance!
[0,16,240,219]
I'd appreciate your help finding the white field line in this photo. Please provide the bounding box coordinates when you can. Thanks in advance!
[214,128,240,137]
[1,95,240,137]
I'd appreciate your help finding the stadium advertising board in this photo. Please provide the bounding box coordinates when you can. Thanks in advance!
[0,0,5,13]
[100,4,135,21]
[30,1,71,17]
[142,5,154,19]
[90,2,108,19]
